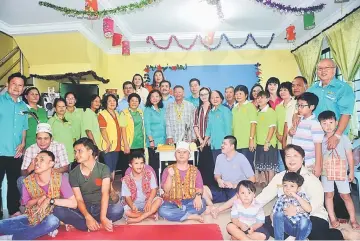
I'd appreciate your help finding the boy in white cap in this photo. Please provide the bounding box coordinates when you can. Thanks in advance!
[158,141,206,222]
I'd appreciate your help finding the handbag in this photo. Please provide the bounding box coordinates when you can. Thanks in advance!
[323,149,346,181]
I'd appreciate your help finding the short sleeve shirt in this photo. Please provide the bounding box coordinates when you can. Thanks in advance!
[69,162,111,205]
[231,199,265,226]
[83,108,101,146]
[121,171,157,204]
[256,105,277,146]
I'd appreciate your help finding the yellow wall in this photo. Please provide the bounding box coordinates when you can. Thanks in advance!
[13,32,299,96]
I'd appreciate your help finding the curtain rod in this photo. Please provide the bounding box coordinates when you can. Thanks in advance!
[291,5,360,53]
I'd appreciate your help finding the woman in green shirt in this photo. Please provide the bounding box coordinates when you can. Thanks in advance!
[83,95,101,147]
[22,87,48,148]
[64,92,84,140]
[48,98,75,162]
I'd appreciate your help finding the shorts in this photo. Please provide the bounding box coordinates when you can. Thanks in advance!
[321,175,351,194]
[210,186,237,203]
[123,196,163,218]
[227,222,270,240]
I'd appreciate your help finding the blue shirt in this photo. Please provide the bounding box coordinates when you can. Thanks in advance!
[307,77,354,134]
[223,101,236,110]
[116,97,144,113]
[205,105,232,149]
[0,92,29,156]
[162,95,175,108]
[186,95,200,107]
[144,106,166,147]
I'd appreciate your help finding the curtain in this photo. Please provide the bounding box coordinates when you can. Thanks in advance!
[292,34,324,85]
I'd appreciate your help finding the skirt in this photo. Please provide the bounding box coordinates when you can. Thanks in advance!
[255,145,278,171]
[197,144,216,186]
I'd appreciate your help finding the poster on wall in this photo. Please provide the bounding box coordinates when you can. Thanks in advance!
[147,64,258,96]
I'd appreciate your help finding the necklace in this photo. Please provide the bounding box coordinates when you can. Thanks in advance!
[174,103,184,121]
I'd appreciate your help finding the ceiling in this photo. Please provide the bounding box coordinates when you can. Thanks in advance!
[0,0,359,53]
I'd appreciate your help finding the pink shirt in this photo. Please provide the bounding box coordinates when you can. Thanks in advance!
[21,174,73,205]
[161,166,203,189]
[269,97,282,110]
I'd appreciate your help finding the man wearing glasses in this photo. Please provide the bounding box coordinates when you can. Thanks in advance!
[307,58,355,150]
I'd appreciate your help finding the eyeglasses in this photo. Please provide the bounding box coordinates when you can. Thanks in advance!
[317,67,335,72]
[296,104,309,109]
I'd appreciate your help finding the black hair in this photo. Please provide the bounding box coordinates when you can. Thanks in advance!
[73,137,99,157]
[257,90,270,98]
[250,84,264,100]
[279,81,293,97]
[236,180,256,194]
[132,74,144,88]
[211,90,224,101]
[127,93,141,104]
[224,135,237,150]
[265,77,280,97]
[53,98,68,122]
[197,87,212,114]
[284,144,305,158]
[22,87,41,105]
[64,91,77,100]
[8,72,27,84]
[189,78,200,86]
[102,94,118,109]
[234,85,249,100]
[39,150,56,163]
[318,110,337,122]
[173,85,184,91]
[129,151,146,163]
[294,76,308,85]
[225,86,235,92]
[160,80,171,88]
[145,89,164,108]
[123,81,135,90]
[152,70,165,87]
[282,172,304,187]
[297,92,319,111]
[89,94,101,113]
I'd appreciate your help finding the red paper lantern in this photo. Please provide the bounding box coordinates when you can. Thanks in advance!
[205,32,215,45]
[103,17,114,38]
[122,40,130,56]
[112,33,122,47]
[85,0,98,12]
[285,25,296,43]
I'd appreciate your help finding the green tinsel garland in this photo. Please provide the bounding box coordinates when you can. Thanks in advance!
[38,0,158,17]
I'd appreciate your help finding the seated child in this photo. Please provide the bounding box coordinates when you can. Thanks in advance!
[318,110,360,229]
[121,152,163,224]
[272,172,312,240]
[226,180,269,240]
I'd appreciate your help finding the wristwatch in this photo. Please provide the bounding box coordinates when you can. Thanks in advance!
[49,198,55,206]
[249,136,254,140]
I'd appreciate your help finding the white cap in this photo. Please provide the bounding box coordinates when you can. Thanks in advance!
[175,141,190,152]
[36,123,52,135]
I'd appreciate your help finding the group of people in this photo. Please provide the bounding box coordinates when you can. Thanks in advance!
[0,57,359,240]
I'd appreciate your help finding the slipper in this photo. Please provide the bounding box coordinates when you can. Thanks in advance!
[330,219,340,229]
[349,221,360,230]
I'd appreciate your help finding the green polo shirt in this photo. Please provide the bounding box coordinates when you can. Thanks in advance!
[275,103,285,149]
[256,105,277,147]
[205,105,232,149]
[232,101,257,149]
[25,106,48,149]
[48,115,75,162]
[83,108,101,146]
[65,107,84,140]
[130,111,144,149]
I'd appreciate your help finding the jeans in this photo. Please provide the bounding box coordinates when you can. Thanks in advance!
[159,198,206,222]
[273,212,312,240]
[53,202,124,231]
[278,150,286,172]
[0,214,59,240]
[17,176,25,195]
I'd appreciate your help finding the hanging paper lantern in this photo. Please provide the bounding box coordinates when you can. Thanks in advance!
[204,32,215,45]
[112,33,122,47]
[85,0,98,12]
[285,25,296,43]
[103,17,114,38]
[304,12,315,30]
[122,40,130,56]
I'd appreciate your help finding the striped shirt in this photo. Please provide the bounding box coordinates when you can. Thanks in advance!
[193,106,210,138]
[291,115,324,166]
[231,199,265,226]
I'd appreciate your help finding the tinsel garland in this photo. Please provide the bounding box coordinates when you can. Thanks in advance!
[255,63,262,83]
[252,0,326,14]
[30,71,110,84]
[144,64,187,73]
[38,0,158,17]
[146,33,275,51]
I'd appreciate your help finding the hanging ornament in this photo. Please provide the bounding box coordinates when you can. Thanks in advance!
[103,17,114,38]
[112,33,122,47]
[204,32,215,45]
[122,40,130,56]
[285,25,296,43]
[334,0,349,3]
[303,12,315,30]
[85,0,98,12]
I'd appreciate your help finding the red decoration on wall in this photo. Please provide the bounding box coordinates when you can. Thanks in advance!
[122,40,130,56]
[204,32,215,45]
[285,25,296,43]
[85,0,98,12]
[103,17,114,38]
[112,33,122,47]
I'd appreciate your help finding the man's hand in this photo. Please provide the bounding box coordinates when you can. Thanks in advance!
[166,138,174,145]
[223,181,233,188]
[131,205,139,213]
[101,217,113,232]
[144,200,152,212]
[14,143,25,158]
[193,196,203,211]
[217,179,225,188]
[37,195,47,206]
[327,135,340,150]
[86,215,100,231]
[168,167,175,177]
[284,204,298,217]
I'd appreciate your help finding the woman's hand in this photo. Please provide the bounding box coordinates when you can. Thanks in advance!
[264,143,269,152]
[124,145,130,154]
[105,142,111,153]
[249,139,255,152]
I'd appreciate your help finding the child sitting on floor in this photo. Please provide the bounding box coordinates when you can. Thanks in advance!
[272,172,312,240]
[226,180,269,240]
[121,152,163,224]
